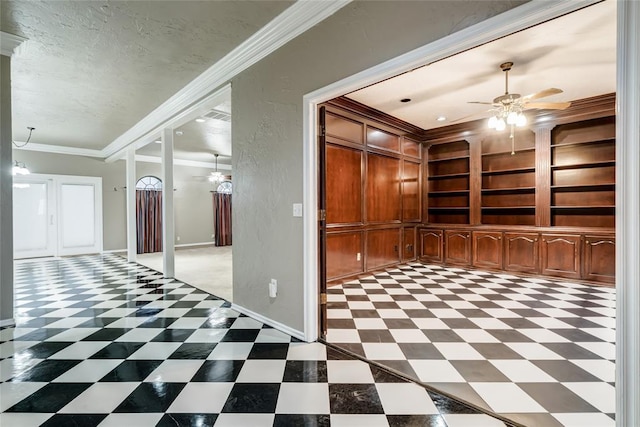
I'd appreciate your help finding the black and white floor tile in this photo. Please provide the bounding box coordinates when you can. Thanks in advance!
[1,255,508,427]
[326,263,616,427]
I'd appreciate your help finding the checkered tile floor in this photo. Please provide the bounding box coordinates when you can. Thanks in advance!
[326,263,616,427]
[1,255,508,427]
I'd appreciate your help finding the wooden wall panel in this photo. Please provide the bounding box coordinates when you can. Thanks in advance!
[326,112,363,144]
[367,127,400,152]
[327,232,364,280]
[326,144,363,225]
[402,161,421,221]
[366,228,401,270]
[403,137,421,159]
[366,153,401,222]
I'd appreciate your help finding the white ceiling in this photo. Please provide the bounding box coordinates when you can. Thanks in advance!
[1,0,291,154]
[347,0,616,130]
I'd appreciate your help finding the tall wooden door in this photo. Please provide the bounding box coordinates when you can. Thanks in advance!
[318,106,328,338]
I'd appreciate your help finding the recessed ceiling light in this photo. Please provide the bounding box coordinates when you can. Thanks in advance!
[400,98,411,103]
[155,140,161,144]
[195,118,206,123]
[436,116,447,122]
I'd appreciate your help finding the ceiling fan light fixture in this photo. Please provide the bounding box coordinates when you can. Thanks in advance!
[495,118,506,131]
[516,113,527,127]
[488,116,498,129]
[506,111,519,125]
[12,161,30,176]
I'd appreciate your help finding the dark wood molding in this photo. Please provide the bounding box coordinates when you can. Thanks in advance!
[328,96,424,138]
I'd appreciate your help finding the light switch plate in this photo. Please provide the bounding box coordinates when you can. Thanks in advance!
[293,203,303,217]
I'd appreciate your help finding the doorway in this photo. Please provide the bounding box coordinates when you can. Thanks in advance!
[13,174,103,259]
[135,175,163,254]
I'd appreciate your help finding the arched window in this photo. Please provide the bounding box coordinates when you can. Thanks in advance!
[136,176,162,191]
[216,181,232,194]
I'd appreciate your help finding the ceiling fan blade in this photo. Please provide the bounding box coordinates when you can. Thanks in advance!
[524,101,571,110]
[522,87,563,101]
[467,101,494,105]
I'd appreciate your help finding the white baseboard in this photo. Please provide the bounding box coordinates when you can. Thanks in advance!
[103,249,126,254]
[231,303,306,342]
[0,318,16,328]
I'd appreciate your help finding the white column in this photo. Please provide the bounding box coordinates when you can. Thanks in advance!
[125,147,136,263]
[616,1,640,426]
[161,128,175,278]
[0,54,14,326]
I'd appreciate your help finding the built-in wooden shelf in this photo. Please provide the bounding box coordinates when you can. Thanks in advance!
[550,136,615,148]
[482,187,536,194]
[482,147,536,157]
[428,172,470,180]
[428,207,470,211]
[551,205,615,210]
[482,167,536,176]
[429,190,470,196]
[551,183,615,191]
[481,206,536,211]
[551,160,615,171]
[428,154,470,163]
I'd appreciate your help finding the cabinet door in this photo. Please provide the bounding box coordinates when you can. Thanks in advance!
[403,227,416,262]
[583,235,615,284]
[419,229,443,263]
[541,234,581,279]
[327,231,364,280]
[366,228,401,270]
[473,231,502,269]
[444,230,471,266]
[504,232,539,273]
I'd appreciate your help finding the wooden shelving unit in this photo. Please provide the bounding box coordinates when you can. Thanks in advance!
[480,131,536,225]
[550,116,615,228]
[427,140,470,224]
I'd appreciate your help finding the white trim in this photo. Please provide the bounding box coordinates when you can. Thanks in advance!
[12,142,103,158]
[102,1,351,160]
[126,148,136,263]
[231,303,305,342]
[106,85,233,162]
[1,31,26,56]
[616,1,640,425]
[0,318,16,328]
[161,128,175,278]
[301,0,603,343]
[175,242,214,249]
[102,248,127,254]
[135,155,232,171]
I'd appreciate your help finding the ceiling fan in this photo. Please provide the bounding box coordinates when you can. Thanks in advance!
[454,61,571,128]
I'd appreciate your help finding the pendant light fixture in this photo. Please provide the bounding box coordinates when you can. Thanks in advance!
[209,154,225,183]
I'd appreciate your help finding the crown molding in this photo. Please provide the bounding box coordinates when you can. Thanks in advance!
[102,0,352,159]
[135,154,232,171]
[12,142,103,158]
[1,31,27,56]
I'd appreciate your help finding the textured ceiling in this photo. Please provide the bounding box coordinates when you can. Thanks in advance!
[1,0,292,149]
[346,0,616,130]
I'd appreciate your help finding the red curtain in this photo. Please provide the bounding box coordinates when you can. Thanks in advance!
[136,190,163,253]
[213,193,232,246]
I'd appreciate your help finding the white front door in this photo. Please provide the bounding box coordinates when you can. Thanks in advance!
[13,174,103,259]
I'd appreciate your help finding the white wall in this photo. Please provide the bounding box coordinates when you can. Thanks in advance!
[231,0,526,332]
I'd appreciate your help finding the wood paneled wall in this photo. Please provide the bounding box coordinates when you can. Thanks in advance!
[323,99,422,282]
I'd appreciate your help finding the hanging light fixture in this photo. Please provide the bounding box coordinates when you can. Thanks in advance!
[12,160,30,176]
[209,154,225,183]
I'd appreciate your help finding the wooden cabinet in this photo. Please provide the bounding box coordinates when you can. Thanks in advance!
[541,234,581,279]
[504,232,539,273]
[473,231,502,269]
[403,227,416,262]
[583,235,615,283]
[326,232,364,280]
[366,228,401,271]
[419,229,443,263]
[444,230,471,266]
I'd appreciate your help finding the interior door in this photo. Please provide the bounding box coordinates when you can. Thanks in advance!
[318,106,328,338]
[13,177,56,259]
[57,178,103,256]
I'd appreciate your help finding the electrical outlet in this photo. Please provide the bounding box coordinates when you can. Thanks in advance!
[211,234,214,239]
[357,252,361,261]
[269,279,278,298]
[293,203,302,217]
